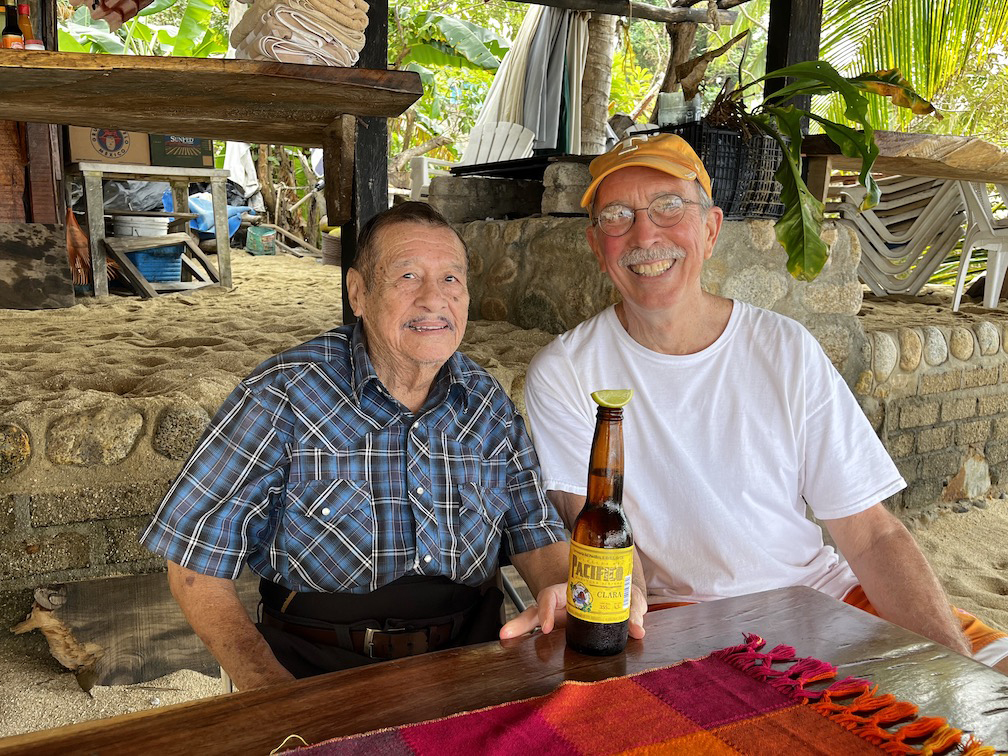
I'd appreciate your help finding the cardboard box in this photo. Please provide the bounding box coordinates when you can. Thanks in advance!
[68,126,151,165]
[149,134,214,168]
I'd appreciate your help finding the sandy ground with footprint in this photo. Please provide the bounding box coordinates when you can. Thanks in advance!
[0,252,1005,740]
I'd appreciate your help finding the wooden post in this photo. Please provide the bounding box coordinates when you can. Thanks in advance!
[209,177,232,289]
[340,0,389,325]
[764,0,824,108]
[82,169,108,297]
[322,117,355,227]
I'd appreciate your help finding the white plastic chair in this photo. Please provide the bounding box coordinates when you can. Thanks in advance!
[408,122,537,202]
[460,121,536,166]
[952,182,1008,311]
[827,175,966,296]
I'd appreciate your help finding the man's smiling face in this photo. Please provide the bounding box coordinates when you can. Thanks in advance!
[350,221,469,377]
[586,166,722,315]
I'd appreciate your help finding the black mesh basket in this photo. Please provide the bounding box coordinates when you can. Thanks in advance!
[661,121,785,220]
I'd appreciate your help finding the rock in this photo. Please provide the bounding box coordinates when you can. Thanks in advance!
[872,331,897,383]
[921,326,948,366]
[0,423,31,478]
[976,321,1000,355]
[898,328,922,372]
[942,450,991,501]
[46,406,143,465]
[152,405,211,461]
[949,326,974,361]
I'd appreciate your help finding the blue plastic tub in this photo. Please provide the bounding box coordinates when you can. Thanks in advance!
[126,244,185,282]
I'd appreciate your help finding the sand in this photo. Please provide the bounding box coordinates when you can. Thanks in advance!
[1,252,1006,739]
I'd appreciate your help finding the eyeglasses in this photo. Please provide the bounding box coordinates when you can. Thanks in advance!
[592,194,704,238]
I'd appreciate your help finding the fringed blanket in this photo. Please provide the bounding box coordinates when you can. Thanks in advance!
[287,634,992,755]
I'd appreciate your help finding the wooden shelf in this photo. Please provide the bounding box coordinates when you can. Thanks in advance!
[0,50,422,147]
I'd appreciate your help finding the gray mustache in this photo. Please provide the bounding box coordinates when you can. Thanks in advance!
[405,316,453,330]
[619,245,687,268]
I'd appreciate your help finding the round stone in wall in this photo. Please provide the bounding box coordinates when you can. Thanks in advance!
[949,326,975,361]
[898,328,922,372]
[0,423,31,478]
[976,321,1000,355]
[153,405,211,461]
[46,406,144,466]
[872,331,898,383]
[921,326,948,366]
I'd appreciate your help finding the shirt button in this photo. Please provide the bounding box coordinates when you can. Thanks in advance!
[416,486,424,495]
[321,507,330,516]
[423,554,432,564]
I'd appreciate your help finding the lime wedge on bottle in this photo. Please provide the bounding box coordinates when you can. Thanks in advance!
[591,389,634,408]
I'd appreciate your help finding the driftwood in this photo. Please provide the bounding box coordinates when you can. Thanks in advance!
[12,602,105,692]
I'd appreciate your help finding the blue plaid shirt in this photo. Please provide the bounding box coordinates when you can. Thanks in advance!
[140,323,564,593]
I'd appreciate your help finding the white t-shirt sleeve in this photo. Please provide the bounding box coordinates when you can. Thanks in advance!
[524,338,595,496]
[800,330,906,520]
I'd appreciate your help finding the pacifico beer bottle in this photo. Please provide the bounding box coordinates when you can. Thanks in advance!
[566,389,634,655]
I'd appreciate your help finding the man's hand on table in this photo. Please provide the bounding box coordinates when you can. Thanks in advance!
[498,582,647,640]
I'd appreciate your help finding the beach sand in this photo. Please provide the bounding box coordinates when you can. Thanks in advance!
[1,252,1006,739]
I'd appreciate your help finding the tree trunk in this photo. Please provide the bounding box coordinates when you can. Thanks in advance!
[255,144,276,224]
[580,13,617,155]
[650,21,698,123]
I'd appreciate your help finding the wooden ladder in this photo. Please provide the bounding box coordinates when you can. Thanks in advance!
[102,232,221,299]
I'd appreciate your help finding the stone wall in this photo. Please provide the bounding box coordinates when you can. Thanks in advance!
[459,215,868,384]
[857,321,1008,521]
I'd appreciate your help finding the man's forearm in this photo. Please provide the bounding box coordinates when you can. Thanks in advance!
[510,540,569,596]
[832,511,971,657]
[167,562,294,690]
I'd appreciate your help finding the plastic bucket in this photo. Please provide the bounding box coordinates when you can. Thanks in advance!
[113,217,170,237]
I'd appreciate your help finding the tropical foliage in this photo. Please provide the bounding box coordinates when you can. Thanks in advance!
[56,0,228,56]
[716,61,939,280]
[819,0,1008,137]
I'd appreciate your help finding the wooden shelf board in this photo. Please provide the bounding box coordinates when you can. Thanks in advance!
[0,51,422,147]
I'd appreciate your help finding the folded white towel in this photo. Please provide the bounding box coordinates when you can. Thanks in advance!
[230,0,366,66]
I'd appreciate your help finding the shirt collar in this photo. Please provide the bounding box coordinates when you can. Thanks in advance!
[348,321,471,412]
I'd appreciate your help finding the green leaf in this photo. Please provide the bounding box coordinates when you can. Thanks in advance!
[57,29,88,52]
[751,109,829,280]
[848,68,941,118]
[138,0,181,16]
[172,0,214,58]
[805,113,881,209]
[63,20,126,54]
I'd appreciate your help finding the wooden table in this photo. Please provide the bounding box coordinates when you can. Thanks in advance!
[804,130,1008,202]
[67,162,233,297]
[1,586,1005,755]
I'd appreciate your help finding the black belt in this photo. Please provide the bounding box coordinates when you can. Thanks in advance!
[262,611,457,659]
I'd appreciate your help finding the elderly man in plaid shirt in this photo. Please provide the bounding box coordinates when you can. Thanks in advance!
[141,202,584,689]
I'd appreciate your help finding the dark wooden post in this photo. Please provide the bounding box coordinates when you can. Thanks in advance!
[340,0,389,325]
[764,0,823,109]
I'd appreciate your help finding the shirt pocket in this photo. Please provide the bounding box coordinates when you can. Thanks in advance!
[284,477,376,592]
[452,483,511,584]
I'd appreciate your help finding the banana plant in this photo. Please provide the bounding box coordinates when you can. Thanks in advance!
[717,61,939,281]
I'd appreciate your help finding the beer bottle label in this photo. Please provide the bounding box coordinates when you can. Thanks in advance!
[567,542,633,624]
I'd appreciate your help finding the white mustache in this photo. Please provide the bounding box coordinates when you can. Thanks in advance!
[619,245,687,268]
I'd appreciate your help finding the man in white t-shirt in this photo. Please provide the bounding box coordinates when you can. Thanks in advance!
[524,132,1008,673]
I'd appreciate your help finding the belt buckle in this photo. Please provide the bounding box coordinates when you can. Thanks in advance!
[364,626,408,658]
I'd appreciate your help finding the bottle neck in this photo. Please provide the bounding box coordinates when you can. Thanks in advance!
[585,406,624,507]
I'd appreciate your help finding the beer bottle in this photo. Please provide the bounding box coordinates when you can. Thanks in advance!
[1,2,23,48]
[16,3,33,42]
[566,389,634,656]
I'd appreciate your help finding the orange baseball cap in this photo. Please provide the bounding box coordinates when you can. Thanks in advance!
[581,132,712,208]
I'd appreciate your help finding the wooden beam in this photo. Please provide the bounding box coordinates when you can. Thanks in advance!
[0,51,421,148]
[764,0,823,104]
[507,0,737,25]
[322,117,355,227]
